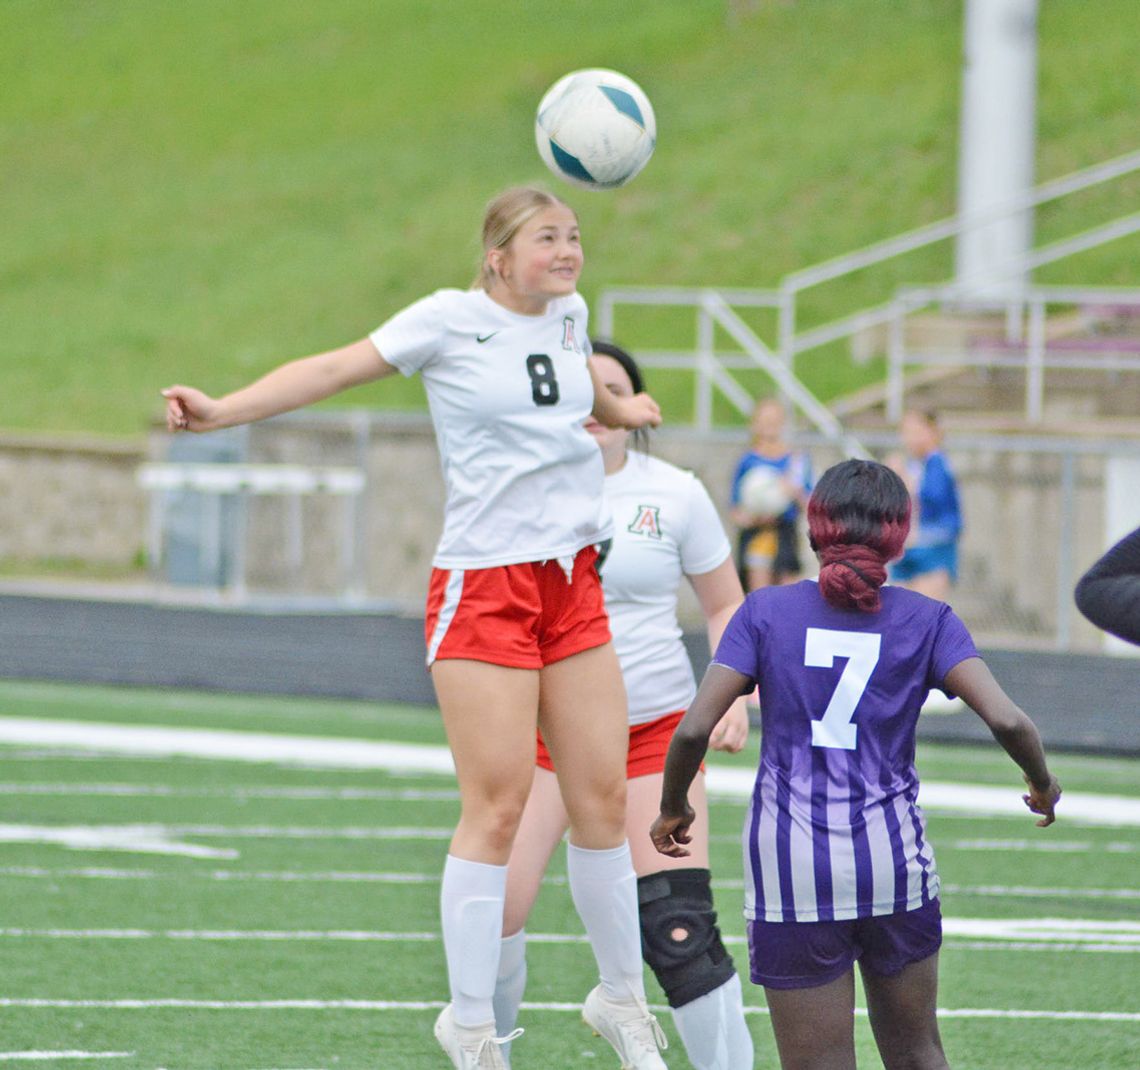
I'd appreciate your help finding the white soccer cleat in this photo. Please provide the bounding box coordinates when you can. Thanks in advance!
[434,1003,521,1069]
[582,984,669,1069]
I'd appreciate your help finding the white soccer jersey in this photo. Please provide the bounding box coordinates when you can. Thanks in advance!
[370,289,611,569]
[602,452,732,725]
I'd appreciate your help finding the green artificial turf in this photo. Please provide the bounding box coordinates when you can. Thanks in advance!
[0,678,1136,1067]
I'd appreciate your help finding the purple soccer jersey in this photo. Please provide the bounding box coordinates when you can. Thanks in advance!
[713,580,979,923]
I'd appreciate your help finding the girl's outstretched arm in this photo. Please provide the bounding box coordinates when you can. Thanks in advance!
[943,657,1061,827]
[164,338,398,433]
[651,664,753,856]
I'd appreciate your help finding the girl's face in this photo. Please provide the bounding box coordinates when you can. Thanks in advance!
[900,412,937,457]
[489,203,582,312]
[750,399,785,443]
[583,353,633,457]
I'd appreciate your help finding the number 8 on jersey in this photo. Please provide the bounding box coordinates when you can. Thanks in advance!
[526,353,560,406]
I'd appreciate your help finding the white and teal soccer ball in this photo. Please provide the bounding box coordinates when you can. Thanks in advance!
[535,68,656,190]
[740,466,792,518]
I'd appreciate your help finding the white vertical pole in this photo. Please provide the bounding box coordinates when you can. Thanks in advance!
[1054,450,1077,651]
[777,285,796,431]
[596,291,615,340]
[146,490,166,585]
[232,487,249,602]
[349,411,370,602]
[287,493,304,585]
[202,492,221,589]
[956,0,1039,298]
[887,297,907,424]
[696,297,715,432]
[1026,295,1046,423]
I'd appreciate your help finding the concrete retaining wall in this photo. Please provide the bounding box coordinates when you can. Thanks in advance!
[0,433,148,565]
[0,417,1119,652]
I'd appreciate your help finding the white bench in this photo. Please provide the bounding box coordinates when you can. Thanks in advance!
[137,463,367,600]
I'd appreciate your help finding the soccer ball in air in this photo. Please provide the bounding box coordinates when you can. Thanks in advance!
[740,466,792,518]
[535,68,656,190]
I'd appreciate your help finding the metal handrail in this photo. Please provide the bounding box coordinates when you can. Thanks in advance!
[596,151,1139,437]
[595,286,867,455]
[884,283,1140,422]
[781,150,1140,293]
[700,293,868,457]
[778,150,1140,375]
[594,285,780,340]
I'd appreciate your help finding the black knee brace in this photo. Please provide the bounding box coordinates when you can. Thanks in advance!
[638,867,737,1009]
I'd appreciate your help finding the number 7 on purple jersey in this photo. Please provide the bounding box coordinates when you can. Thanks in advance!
[805,628,881,750]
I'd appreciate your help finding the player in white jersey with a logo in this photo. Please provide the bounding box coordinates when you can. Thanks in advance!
[162,187,667,1070]
[651,458,1062,1070]
[493,343,755,1070]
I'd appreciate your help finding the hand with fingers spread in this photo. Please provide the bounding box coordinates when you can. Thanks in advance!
[1023,773,1062,828]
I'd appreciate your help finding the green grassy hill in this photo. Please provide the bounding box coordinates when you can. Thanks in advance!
[2,0,1136,435]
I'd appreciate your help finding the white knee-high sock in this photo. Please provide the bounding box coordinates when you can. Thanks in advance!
[493,929,528,1066]
[672,973,754,1070]
[440,855,507,1028]
[566,841,646,1002]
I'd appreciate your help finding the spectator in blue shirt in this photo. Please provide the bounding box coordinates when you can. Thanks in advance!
[888,409,962,602]
[729,397,812,592]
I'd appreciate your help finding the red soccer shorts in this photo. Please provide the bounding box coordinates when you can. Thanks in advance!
[424,545,611,669]
[537,710,687,779]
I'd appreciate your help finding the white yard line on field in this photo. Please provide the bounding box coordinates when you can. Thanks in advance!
[0,718,454,773]
[0,825,237,860]
[0,783,460,801]
[939,883,1140,899]
[0,717,1136,826]
[0,999,1133,1022]
[950,838,1136,852]
[0,824,451,853]
[703,765,1140,826]
[9,823,1128,850]
[4,819,1133,853]
[1,865,1136,902]
[0,1055,134,1063]
[0,918,1134,947]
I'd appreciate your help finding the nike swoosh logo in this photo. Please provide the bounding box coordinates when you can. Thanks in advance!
[476,331,501,344]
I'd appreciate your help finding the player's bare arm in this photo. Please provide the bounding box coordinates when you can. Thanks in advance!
[587,359,661,430]
[164,338,397,433]
[943,657,1061,826]
[652,664,752,856]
